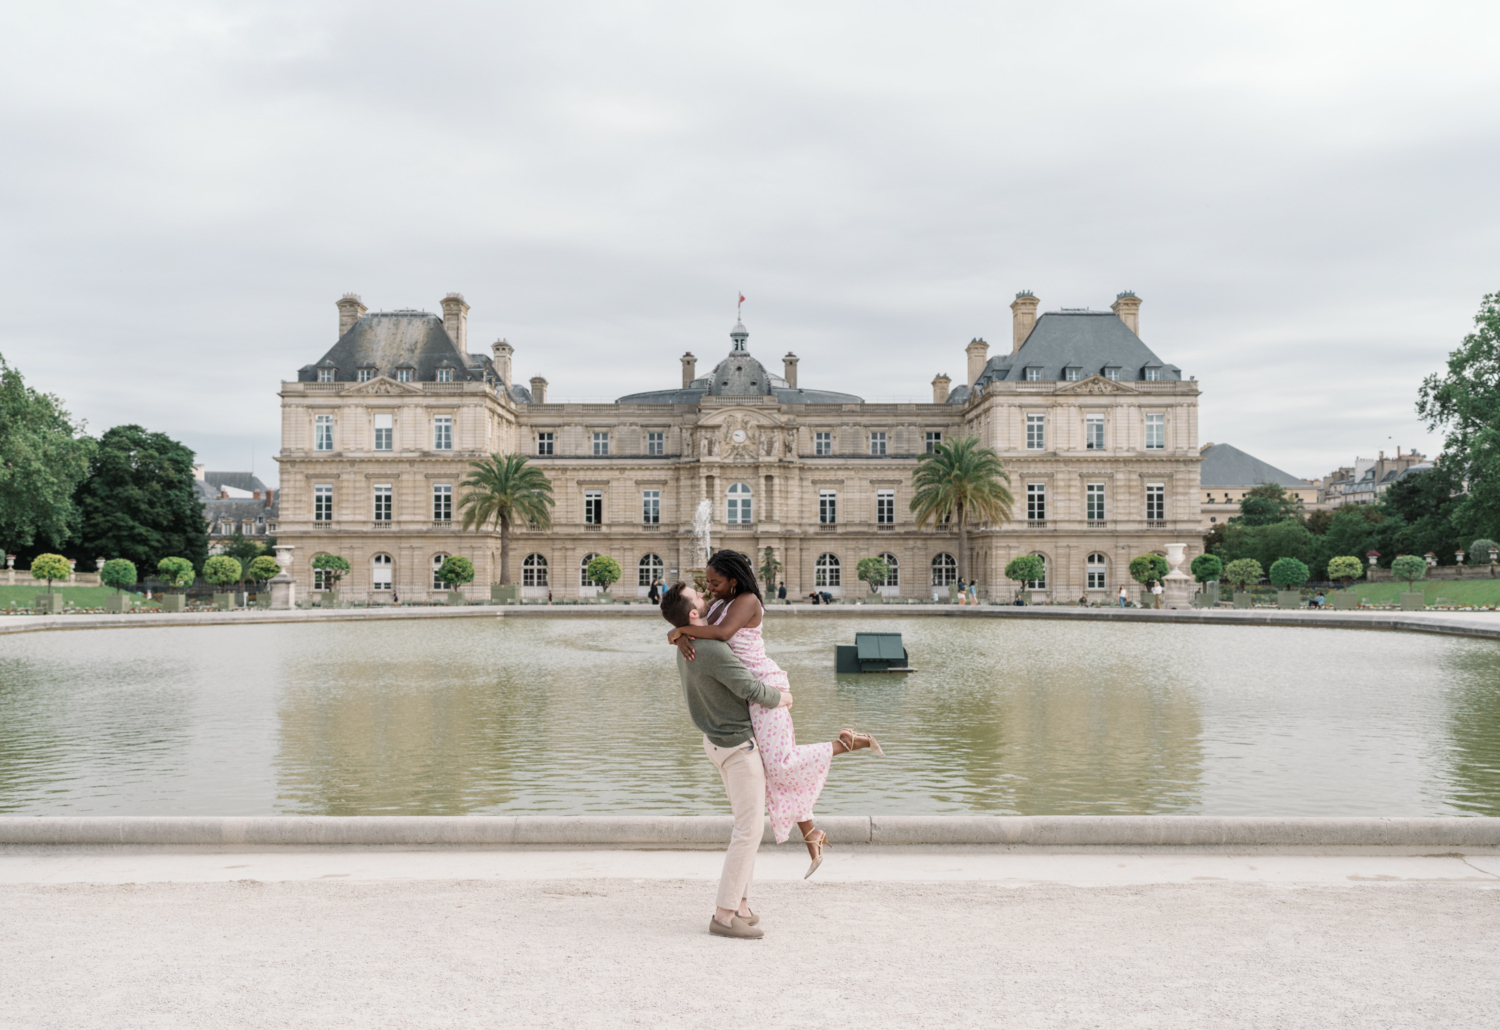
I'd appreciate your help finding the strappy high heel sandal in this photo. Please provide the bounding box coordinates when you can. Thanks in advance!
[803,827,828,879]
[839,729,886,757]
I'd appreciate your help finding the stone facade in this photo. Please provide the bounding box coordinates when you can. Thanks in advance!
[276,291,1202,602]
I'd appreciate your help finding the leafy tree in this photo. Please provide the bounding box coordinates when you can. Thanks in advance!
[1471,538,1500,563]
[157,556,195,593]
[1233,483,1304,528]
[1304,509,1335,537]
[1189,554,1223,583]
[856,556,891,594]
[0,353,94,554]
[221,532,274,574]
[1326,556,1364,588]
[1269,557,1310,589]
[1128,553,1170,586]
[1222,558,1264,589]
[1379,465,1463,564]
[1418,290,1500,543]
[1219,519,1317,577]
[202,555,242,588]
[72,425,207,572]
[1004,554,1045,591]
[758,547,783,591]
[30,553,71,595]
[100,558,137,594]
[583,555,620,592]
[458,454,555,585]
[312,553,351,593]
[910,436,1013,582]
[1390,554,1428,592]
[246,555,282,583]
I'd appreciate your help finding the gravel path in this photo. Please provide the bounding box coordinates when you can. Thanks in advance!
[4,878,1497,1029]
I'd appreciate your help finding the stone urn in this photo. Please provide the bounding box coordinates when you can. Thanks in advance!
[269,545,296,610]
[1161,543,1194,609]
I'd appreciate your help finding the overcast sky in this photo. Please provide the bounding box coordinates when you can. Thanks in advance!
[3,0,1497,487]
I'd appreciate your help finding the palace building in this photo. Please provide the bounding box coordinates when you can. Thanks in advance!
[276,290,1202,601]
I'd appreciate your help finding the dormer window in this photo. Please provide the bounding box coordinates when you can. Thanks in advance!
[1065,367,1081,382]
[1104,366,1121,381]
[357,368,374,383]
[1144,366,1161,382]
[396,368,413,383]
[1024,367,1042,382]
[317,368,335,383]
[436,368,453,383]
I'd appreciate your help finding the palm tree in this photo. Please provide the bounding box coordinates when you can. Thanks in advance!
[909,436,1013,582]
[458,453,555,584]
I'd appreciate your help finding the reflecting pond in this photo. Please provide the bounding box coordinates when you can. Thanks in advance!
[2,616,1499,816]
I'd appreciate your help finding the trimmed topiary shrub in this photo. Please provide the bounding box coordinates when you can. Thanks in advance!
[1391,554,1428,591]
[247,555,282,583]
[157,556,196,592]
[1326,556,1364,587]
[856,556,891,594]
[100,558,137,594]
[1470,539,1500,562]
[1222,558,1264,589]
[1190,554,1223,583]
[1004,554,1045,589]
[312,554,351,594]
[203,555,242,588]
[1269,557,1311,589]
[439,554,478,589]
[1128,553,1170,586]
[29,553,71,595]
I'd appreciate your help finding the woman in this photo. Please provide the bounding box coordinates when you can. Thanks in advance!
[667,550,882,877]
[1118,584,1129,608]
[647,579,661,605]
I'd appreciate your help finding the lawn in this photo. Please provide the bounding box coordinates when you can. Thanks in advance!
[1352,579,1500,607]
[0,585,161,611]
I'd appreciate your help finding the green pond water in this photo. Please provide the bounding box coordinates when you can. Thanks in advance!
[2,616,1499,817]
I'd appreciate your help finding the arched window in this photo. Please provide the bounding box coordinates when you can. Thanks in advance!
[372,554,392,591]
[931,553,956,586]
[878,552,899,587]
[815,553,841,587]
[1086,553,1107,590]
[1027,553,1048,590]
[726,482,753,525]
[638,553,664,587]
[522,553,548,587]
[580,552,599,587]
[431,553,448,590]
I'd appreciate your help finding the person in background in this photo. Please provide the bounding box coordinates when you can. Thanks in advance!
[1118,584,1129,608]
[1310,591,1326,609]
[1078,595,1088,607]
[648,579,662,605]
[955,577,967,605]
[777,582,788,604]
[1151,580,1163,609]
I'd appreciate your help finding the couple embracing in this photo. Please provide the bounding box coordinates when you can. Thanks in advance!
[659,549,883,940]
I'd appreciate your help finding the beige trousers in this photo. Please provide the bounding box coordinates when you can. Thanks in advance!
[702,736,767,911]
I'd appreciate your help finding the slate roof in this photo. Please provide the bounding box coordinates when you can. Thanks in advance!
[297,310,499,385]
[204,496,279,531]
[1199,443,1311,489]
[615,321,863,405]
[974,311,1181,385]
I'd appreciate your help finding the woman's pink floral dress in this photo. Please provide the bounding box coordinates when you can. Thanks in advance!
[707,598,832,843]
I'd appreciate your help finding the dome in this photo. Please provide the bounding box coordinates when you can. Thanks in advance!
[709,321,773,396]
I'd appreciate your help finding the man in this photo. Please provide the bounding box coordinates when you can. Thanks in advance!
[660,582,791,939]
[777,582,787,605]
[1152,580,1163,609]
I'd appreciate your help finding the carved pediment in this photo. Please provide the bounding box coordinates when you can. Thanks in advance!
[1055,375,1139,395]
[345,376,424,396]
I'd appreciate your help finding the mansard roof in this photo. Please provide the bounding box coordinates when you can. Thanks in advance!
[1200,443,1311,489]
[297,310,498,384]
[975,311,1181,385]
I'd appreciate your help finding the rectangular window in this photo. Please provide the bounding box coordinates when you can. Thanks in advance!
[1146,414,1165,450]
[1146,483,1166,522]
[1145,367,1160,381]
[1085,414,1104,451]
[374,414,393,451]
[396,368,412,383]
[814,432,832,456]
[592,432,609,456]
[819,490,837,525]
[1065,367,1081,382]
[584,490,603,525]
[1025,367,1041,381]
[925,431,942,453]
[726,486,752,525]
[877,490,895,525]
[870,432,887,456]
[314,485,333,523]
[537,432,554,456]
[373,485,392,522]
[1027,483,1046,522]
[1087,483,1106,522]
[1087,561,1106,590]
[642,490,660,525]
[436,368,453,383]
[647,431,664,456]
[317,368,334,383]
[314,415,333,451]
[357,369,373,383]
[432,416,453,450]
[1105,368,1120,381]
[1026,414,1045,451]
[433,484,452,522]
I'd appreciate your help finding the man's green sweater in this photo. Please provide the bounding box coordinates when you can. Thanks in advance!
[675,639,785,747]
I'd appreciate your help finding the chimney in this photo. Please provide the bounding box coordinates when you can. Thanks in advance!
[441,293,470,353]
[529,376,548,404]
[932,374,951,404]
[336,293,367,337]
[681,352,697,388]
[491,339,513,389]
[965,338,990,386]
[1010,291,1039,353]
[783,353,799,388]
[192,464,205,481]
[1110,291,1141,335]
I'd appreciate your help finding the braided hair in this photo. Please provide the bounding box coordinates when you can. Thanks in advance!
[706,549,763,604]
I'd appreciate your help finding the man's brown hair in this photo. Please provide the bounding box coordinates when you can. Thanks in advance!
[660,581,694,627]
